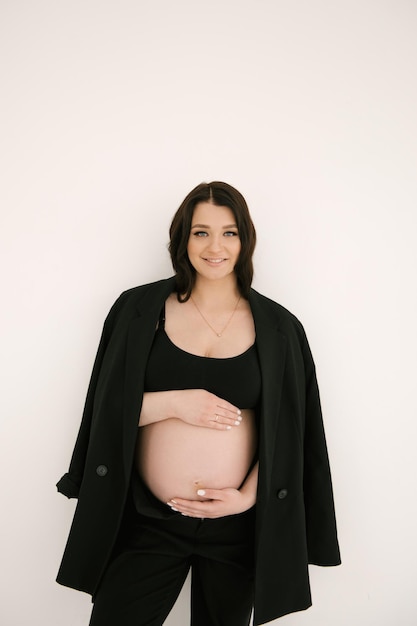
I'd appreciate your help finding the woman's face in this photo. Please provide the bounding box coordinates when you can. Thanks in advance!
[187,202,241,283]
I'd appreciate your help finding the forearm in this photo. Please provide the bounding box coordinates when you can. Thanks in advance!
[138,391,180,426]
[138,389,241,429]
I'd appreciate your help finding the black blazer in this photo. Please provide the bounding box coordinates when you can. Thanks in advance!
[56,277,340,625]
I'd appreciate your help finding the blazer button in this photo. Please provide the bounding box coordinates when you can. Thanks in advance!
[96,465,108,477]
[277,489,288,500]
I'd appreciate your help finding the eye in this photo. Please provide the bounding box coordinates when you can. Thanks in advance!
[193,231,208,237]
[224,231,239,237]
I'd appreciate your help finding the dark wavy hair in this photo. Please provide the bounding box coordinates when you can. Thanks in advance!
[169,181,257,302]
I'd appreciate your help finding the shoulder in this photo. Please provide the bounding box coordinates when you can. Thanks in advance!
[250,288,317,368]
[249,288,306,338]
[104,277,176,323]
[117,276,175,304]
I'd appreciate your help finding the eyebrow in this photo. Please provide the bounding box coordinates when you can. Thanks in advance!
[191,223,238,229]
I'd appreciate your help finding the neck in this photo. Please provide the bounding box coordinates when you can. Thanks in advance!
[191,276,241,310]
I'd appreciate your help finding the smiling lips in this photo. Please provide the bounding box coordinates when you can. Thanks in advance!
[203,257,227,264]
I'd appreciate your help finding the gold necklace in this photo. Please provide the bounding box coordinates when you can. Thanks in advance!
[191,295,241,337]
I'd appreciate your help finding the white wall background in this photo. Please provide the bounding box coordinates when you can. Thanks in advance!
[1,1,416,624]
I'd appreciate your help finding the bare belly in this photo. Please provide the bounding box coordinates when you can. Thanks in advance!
[135,409,257,503]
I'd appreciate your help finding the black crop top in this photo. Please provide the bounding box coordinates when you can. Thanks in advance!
[144,306,262,409]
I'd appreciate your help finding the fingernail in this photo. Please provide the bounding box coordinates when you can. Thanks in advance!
[226,426,232,430]
[235,420,241,426]
[237,409,241,415]
[170,506,179,512]
[197,489,206,496]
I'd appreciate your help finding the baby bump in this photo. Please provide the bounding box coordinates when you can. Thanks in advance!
[135,409,257,503]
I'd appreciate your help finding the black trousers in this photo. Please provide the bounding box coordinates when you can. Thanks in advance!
[89,506,255,626]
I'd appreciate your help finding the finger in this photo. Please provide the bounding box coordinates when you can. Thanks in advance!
[209,413,242,429]
[167,499,215,517]
[168,497,213,508]
[196,488,225,500]
[167,492,226,518]
[208,418,233,431]
[215,400,241,417]
[166,498,200,512]
[218,412,243,425]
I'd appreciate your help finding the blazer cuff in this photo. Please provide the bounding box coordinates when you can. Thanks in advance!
[56,473,81,499]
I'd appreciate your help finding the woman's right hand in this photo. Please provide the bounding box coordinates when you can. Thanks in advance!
[138,389,242,430]
[172,389,242,430]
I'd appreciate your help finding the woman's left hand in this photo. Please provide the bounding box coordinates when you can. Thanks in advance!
[167,488,254,519]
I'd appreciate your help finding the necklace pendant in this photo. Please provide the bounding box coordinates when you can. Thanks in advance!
[190,295,241,339]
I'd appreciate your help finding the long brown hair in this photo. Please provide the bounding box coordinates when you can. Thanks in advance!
[169,181,257,302]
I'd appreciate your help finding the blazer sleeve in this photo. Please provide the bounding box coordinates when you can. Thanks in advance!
[56,293,124,499]
[301,332,341,566]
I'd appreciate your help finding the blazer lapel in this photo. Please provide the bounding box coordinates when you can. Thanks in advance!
[250,290,288,501]
[122,278,176,480]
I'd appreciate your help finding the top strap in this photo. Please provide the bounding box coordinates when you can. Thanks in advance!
[157,303,166,330]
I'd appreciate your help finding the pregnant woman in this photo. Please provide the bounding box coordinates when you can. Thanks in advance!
[56,182,341,626]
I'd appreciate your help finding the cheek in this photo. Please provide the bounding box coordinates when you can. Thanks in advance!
[187,239,199,263]
[186,240,195,257]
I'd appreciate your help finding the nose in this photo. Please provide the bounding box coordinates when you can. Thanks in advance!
[207,233,224,253]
